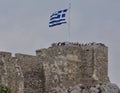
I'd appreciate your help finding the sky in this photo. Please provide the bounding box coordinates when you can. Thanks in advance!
[0,0,120,87]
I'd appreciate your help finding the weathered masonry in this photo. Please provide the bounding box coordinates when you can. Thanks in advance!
[0,42,109,93]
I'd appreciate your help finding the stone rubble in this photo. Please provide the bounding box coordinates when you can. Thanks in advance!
[49,83,120,93]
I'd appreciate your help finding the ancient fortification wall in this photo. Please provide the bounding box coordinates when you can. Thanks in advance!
[0,42,109,93]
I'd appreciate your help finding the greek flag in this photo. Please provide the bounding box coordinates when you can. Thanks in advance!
[49,9,68,27]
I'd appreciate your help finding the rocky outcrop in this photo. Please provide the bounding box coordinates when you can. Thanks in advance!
[49,83,120,93]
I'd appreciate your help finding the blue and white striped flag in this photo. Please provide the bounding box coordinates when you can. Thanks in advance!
[49,9,68,27]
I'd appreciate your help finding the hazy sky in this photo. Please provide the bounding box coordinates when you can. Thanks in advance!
[0,0,120,87]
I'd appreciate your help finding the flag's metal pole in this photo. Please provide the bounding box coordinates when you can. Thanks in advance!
[68,0,71,42]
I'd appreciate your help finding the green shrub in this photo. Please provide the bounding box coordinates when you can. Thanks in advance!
[0,84,11,93]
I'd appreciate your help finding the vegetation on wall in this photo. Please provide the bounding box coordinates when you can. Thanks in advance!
[0,84,11,93]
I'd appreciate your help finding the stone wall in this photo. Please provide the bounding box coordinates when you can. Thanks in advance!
[37,46,84,92]
[15,54,45,93]
[93,45,109,83]
[0,42,109,93]
[36,43,109,91]
[0,52,45,93]
[0,52,19,93]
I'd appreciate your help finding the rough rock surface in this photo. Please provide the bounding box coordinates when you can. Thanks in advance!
[49,83,120,93]
[0,43,118,93]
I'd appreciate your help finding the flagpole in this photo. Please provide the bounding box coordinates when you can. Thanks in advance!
[68,0,71,42]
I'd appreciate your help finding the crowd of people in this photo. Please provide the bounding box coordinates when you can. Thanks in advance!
[51,42,105,47]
